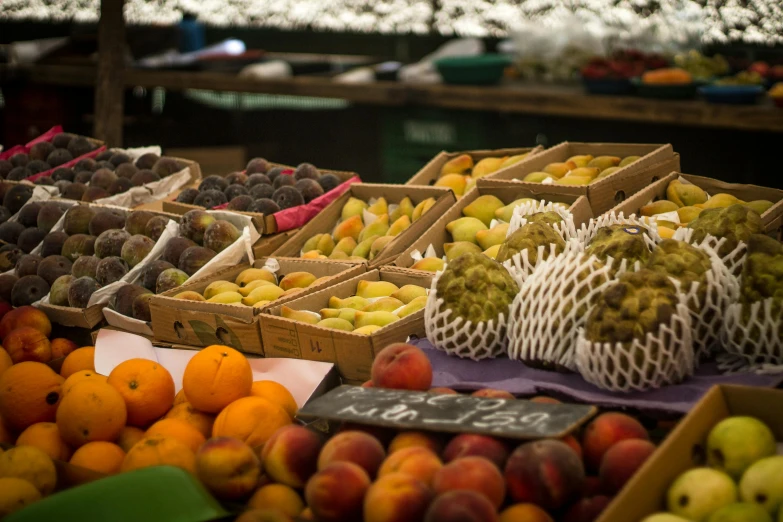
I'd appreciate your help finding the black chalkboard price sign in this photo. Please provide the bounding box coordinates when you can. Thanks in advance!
[298,385,597,439]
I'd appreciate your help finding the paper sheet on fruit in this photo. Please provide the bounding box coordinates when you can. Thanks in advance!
[92,164,193,208]
[94,329,334,406]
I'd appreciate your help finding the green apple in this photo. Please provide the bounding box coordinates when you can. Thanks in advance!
[667,468,737,521]
[707,502,773,522]
[706,416,776,479]
[739,456,783,515]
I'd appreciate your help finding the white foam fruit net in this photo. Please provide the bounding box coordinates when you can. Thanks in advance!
[721,298,783,367]
[575,212,662,274]
[575,294,695,393]
[424,267,512,360]
[507,251,615,371]
[673,227,748,277]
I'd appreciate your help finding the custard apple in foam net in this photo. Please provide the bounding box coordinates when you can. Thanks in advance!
[525,211,564,227]
[437,251,519,324]
[688,204,763,257]
[585,268,679,345]
[496,222,565,265]
[740,234,783,304]
[647,239,712,302]
[585,224,651,266]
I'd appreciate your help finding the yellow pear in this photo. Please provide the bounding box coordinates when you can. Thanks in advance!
[499,153,529,169]
[367,197,388,216]
[353,325,382,335]
[354,311,399,329]
[356,280,399,299]
[329,250,348,260]
[396,296,427,318]
[319,308,341,319]
[279,272,317,291]
[341,197,368,221]
[333,215,364,242]
[640,200,679,217]
[281,306,320,325]
[476,223,510,250]
[390,285,428,304]
[387,216,411,237]
[301,233,334,256]
[434,174,468,196]
[543,162,576,178]
[440,154,473,176]
[495,199,536,222]
[587,156,621,170]
[207,292,243,304]
[745,200,774,215]
[677,206,703,223]
[567,154,594,168]
[444,242,483,261]
[301,250,323,259]
[352,235,378,259]
[362,297,404,313]
[329,296,369,310]
[235,268,276,287]
[658,227,676,239]
[445,217,487,244]
[390,197,414,222]
[701,193,744,209]
[252,300,271,309]
[462,195,504,226]
[338,309,358,324]
[564,167,600,181]
[666,180,708,207]
[174,291,205,301]
[203,281,240,300]
[483,244,501,259]
[555,176,592,186]
[472,157,507,179]
[412,198,436,222]
[595,167,620,180]
[619,155,641,167]
[370,236,394,260]
[333,237,358,256]
[316,318,354,332]
[522,172,551,183]
[237,279,275,296]
[242,285,285,305]
[358,215,390,243]
[411,257,445,272]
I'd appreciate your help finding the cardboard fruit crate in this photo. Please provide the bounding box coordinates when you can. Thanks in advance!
[260,267,433,382]
[405,146,544,186]
[393,179,593,269]
[598,385,783,522]
[149,258,365,355]
[486,142,679,214]
[273,184,456,268]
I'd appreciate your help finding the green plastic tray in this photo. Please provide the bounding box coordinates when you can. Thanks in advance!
[5,466,229,522]
[434,54,513,86]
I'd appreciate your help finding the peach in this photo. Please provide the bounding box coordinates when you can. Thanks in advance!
[582,412,649,472]
[443,434,509,470]
[305,462,370,522]
[561,434,583,460]
[318,430,386,478]
[389,431,443,455]
[433,456,506,508]
[364,472,434,522]
[378,446,443,486]
[0,306,51,340]
[235,509,293,522]
[4,327,51,364]
[530,396,561,404]
[196,436,262,500]
[504,439,585,511]
[371,343,432,391]
[248,484,304,517]
[562,495,611,522]
[429,387,458,395]
[471,389,514,399]
[598,438,656,494]
[50,338,77,360]
[261,425,323,487]
[424,490,498,522]
[499,503,554,522]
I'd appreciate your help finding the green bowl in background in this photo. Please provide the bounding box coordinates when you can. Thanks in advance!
[435,54,513,86]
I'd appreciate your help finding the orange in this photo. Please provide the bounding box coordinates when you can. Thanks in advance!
[0,477,42,517]
[56,380,127,448]
[107,359,175,428]
[182,345,252,413]
[60,347,95,378]
[145,419,205,453]
[116,426,145,453]
[0,347,12,376]
[121,435,196,474]
[3,327,51,364]
[174,389,189,406]
[16,422,72,461]
[0,362,64,432]
[50,338,77,360]
[250,381,297,419]
[0,413,13,445]
[69,442,126,474]
[212,397,291,448]
[0,445,58,495]
[62,370,107,395]
[0,306,51,340]
[165,402,215,438]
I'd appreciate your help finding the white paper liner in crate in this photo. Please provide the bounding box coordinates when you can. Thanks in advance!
[507,199,577,240]
[720,298,783,368]
[93,165,193,208]
[507,251,616,371]
[424,266,512,360]
[673,227,747,277]
[575,294,695,393]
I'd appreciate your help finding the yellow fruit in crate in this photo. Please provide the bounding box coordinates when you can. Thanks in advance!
[338,309,357,324]
[332,237,358,257]
[356,281,399,299]
[440,154,473,176]
[412,198,436,222]
[411,257,445,272]
[316,318,354,332]
[301,250,322,259]
[677,206,703,223]
[362,297,404,313]
[358,215,390,243]
[463,195,504,227]
[396,296,427,318]
[388,216,412,237]
[281,306,319,325]
[619,156,641,167]
[333,215,363,242]
[328,296,368,310]
[318,309,339,319]
[252,301,271,309]
[446,217,487,244]
[279,272,317,291]
[174,291,206,301]
[203,281,240,300]
[522,172,551,183]
[235,268,276,288]
[658,227,676,239]
[495,199,536,222]
[444,242,483,261]
[352,325,381,335]
[207,292,243,304]
[745,200,774,215]
[237,279,275,296]
[354,311,400,329]
[587,156,621,170]
[242,285,285,306]
[367,198,388,216]
[702,194,744,209]
[476,223,509,250]
[564,167,600,181]
[483,245,501,259]
[595,166,620,180]
[666,180,708,207]
[543,162,576,178]
[434,174,468,196]
[302,234,334,256]
[329,250,348,260]
[391,285,428,304]
[641,200,679,217]
[390,197,414,222]
[499,153,529,169]
[567,154,593,168]
[472,157,507,179]
[555,176,592,186]
[370,236,394,260]
[352,236,377,259]
[341,197,368,221]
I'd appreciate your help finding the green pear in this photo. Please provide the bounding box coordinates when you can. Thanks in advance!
[390,197,414,222]
[462,195,504,226]
[352,235,378,259]
[495,198,536,222]
[316,318,354,332]
[341,197,368,221]
[739,456,783,515]
[707,502,773,522]
[354,311,399,329]
[667,468,737,521]
[445,217,487,244]
[358,214,390,243]
[396,295,427,318]
[707,416,776,479]
[444,242,482,261]
[362,297,404,313]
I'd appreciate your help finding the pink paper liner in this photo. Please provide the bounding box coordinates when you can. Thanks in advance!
[25,125,64,148]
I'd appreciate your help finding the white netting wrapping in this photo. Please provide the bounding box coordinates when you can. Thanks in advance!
[507,251,616,371]
[499,241,579,287]
[673,227,748,276]
[424,266,513,360]
[721,299,783,366]
[507,200,578,240]
[575,294,695,393]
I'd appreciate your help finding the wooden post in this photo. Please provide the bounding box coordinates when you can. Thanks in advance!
[94,0,126,145]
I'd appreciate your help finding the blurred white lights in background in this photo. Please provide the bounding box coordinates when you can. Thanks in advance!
[0,0,781,45]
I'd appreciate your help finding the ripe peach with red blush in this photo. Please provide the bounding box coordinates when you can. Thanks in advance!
[370,343,432,391]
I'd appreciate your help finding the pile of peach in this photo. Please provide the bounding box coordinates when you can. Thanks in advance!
[238,343,658,522]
